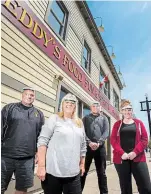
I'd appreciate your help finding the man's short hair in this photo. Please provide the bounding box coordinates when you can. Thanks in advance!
[22,87,35,92]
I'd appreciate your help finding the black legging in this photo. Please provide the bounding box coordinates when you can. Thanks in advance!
[115,160,151,194]
[41,173,81,194]
[81,145,108,194]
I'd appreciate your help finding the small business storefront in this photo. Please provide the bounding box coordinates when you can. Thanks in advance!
[1,0,121,193]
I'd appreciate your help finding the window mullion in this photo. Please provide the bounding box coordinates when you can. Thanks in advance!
[50,9,64,27]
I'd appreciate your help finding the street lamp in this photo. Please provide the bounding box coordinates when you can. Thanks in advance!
[94,16,105,32]
[140,94,151,137]
[106,45,116,59]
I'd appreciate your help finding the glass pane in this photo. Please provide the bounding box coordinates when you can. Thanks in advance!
[105,82,108,90]
[48,13,61,35]
[82,58,88,70]
[83,46,88,59]
[78,100,82,118]
[83,105,90,117]
[85,60,88,69]
[104,87,107,95]
[100,73,103,82]
[142,102,147,110]
[58,90,68,111]
[104,84,109,98]
[51,1,65,23]
[113,91,119,109]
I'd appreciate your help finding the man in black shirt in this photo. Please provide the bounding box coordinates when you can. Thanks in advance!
[1,87,44,194]
[81,102,109,194]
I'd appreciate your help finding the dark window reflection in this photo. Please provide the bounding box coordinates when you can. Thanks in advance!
[83,104,90,117]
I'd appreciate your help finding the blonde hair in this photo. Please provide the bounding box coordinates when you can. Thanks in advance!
[57,99,83,128]
[120,99,131,110]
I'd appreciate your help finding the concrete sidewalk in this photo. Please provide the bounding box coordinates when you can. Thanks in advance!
[83,153,151,194]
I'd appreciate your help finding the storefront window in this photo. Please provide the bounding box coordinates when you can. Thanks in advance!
[58,89,68,111]
[58,88,90,118]
[83,104,90,117]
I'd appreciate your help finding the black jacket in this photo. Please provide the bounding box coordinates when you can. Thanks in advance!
[1,102,44,158]
[83,113,109,145]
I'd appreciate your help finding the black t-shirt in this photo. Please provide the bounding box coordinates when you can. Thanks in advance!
[120,122,136,153]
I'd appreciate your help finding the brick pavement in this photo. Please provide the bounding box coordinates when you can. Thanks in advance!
[83,153,151,194]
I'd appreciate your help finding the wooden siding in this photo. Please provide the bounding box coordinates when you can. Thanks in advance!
[66,25,83,65]
[26,0,107,91]
[1,15,95,111]
[25,0,121,103]
[1,85,54,118]
[63,1,121,99]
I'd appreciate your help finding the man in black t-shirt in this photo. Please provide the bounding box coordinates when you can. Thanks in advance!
[1,87,44,194]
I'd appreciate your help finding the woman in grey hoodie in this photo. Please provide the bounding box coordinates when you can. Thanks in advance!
[37,93,86,194]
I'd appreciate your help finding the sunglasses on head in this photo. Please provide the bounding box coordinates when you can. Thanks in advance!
[124,108,132,111]
[64,100,76,104]
[92,104,100,107]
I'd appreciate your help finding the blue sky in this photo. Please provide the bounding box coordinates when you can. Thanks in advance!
[87,1,151,134]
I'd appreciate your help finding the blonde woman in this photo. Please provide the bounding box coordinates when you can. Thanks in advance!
[37,93,86,194]
[110,100,151,194]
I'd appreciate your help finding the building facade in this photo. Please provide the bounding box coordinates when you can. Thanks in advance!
[1,0,123,193]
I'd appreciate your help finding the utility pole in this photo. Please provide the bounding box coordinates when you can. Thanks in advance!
[140,94,151,138]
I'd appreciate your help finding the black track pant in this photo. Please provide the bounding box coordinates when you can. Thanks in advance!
[115,160,151,194]
[41,173,81,194]
[81,146,108,194]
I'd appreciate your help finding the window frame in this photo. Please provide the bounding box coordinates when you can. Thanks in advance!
[113,89,119,110]
[104,81,110,99]
[81,40,91,74]
[99,67,110,99]
[45,0,69,42]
